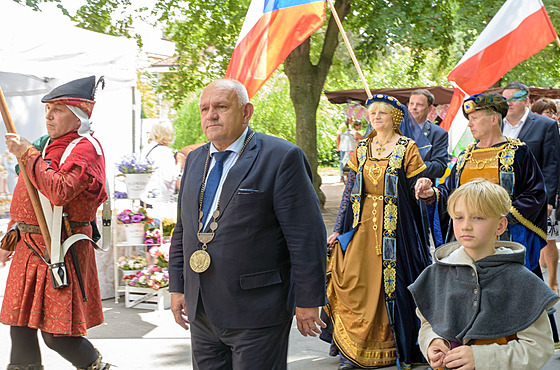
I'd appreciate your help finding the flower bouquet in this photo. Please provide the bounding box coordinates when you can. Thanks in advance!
[149,243,170,268]
[123,265,169,290]
[116,154,155,174]
[116,255,148,271]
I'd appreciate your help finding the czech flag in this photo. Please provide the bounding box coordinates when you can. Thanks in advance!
[441,0,558,155]
[225,0,326,99]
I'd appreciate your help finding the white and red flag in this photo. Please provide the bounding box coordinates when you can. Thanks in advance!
[224,0,325,99]
[442,0,558,156]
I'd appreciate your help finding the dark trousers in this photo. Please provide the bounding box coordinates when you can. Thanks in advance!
[9,326,98,367]
[190,300,292,370]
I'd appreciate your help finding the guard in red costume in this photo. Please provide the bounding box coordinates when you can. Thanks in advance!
[0,76,111,370]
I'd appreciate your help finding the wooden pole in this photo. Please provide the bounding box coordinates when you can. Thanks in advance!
[0,85,52,256]
[326,0,372,100]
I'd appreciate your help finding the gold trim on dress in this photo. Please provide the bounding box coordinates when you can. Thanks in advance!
[510,206,547,241]
[383,202,398,234]
[407,163,426,179]
[383,262,396,298]
[388,144,406,170]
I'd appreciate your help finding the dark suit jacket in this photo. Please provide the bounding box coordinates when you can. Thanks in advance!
[513,111,560,205]
[169,128,327,329]
[420,120,449,181]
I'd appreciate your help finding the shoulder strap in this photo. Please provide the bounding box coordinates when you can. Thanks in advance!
[145,144,162,159]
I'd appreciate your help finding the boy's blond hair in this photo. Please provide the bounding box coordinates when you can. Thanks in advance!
[448,178,511,218]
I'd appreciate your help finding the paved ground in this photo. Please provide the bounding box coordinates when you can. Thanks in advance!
[0,173,559,369]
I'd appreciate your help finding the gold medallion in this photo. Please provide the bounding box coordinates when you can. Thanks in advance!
[197,232,214,244]
[190,250,211,273]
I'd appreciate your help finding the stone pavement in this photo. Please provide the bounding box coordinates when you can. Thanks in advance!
[0,173,559,369]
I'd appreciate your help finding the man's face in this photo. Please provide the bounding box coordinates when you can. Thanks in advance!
[408,94,431,123]
[44,103,80,139]
[199,84,252,151]
[502,89,528,120]
[467,110,495,140]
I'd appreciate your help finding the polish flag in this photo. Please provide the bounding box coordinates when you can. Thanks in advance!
[441,0,558,154]
[225,0,325,99]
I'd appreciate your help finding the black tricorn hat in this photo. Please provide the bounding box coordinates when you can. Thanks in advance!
[41,76,104,117]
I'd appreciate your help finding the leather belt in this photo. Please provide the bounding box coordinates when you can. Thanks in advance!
[17,221,90,234]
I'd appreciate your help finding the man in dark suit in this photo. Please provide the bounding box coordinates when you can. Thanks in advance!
[502,81,560,212]
[408,89,449,183]
[169,79,327,369]
[408,89,449,247]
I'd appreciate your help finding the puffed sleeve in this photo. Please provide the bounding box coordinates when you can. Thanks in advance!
[404,141,427,179]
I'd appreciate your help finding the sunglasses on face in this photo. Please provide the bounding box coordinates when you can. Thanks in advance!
[506,90,529,101]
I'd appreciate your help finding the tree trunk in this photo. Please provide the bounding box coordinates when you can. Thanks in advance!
[284,0,351,208]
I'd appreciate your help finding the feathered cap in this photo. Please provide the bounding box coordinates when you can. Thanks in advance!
[41,76,105,118]
[462,93,509,119]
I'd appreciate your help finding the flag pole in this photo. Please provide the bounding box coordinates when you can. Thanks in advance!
[0,85,52,256]
[326,0,372,100]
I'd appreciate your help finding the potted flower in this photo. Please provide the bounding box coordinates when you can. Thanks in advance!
[117,208,154,244]
[116,155,155,198]
[116,255,148,277]
[123,265,169,290]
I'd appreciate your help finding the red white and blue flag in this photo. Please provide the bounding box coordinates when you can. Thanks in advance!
[442,0,558,156]
[225,0,326,99]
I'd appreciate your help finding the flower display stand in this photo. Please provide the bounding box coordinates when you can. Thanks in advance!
[125,286,170,310]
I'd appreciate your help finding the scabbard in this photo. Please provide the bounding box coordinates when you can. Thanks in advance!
[63,215,88,302]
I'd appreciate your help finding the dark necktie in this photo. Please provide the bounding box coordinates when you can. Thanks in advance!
[201,150,232,226]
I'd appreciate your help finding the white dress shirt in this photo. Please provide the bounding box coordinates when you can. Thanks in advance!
[203,126,249,228]
[503,108,529,139]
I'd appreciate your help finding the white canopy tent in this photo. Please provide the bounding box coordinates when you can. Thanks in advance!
[0,1,139,184]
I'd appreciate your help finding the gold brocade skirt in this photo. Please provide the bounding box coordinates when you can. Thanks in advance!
[325,197,396,367]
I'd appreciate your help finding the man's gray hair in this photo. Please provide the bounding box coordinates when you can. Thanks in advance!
[410,89,434,106]
[209,79,249,107]
[504,81,529,94]
[486,109,503,129]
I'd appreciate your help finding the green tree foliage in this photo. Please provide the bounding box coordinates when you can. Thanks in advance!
[13,0,66,13]
[157,0,250,104]
[172,91,207,151]
[71,0,134,38]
